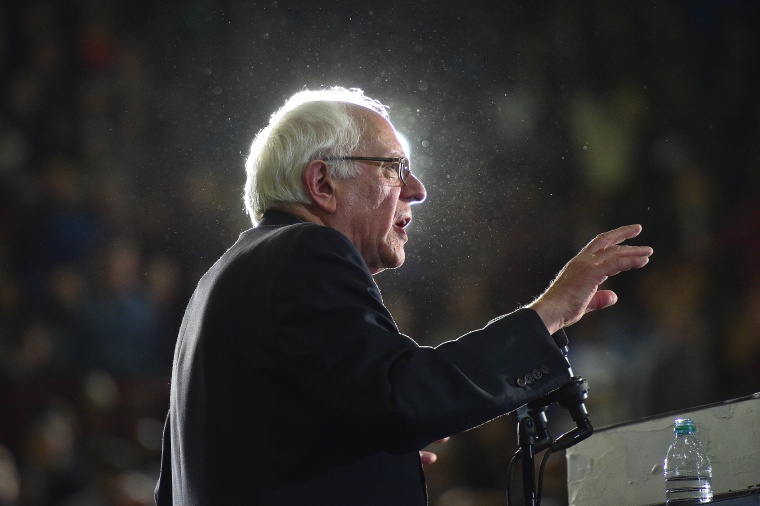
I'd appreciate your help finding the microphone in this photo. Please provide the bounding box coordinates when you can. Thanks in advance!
[530,376,593,452]
[552,328,572,374]
[552,328,570,349]
[527,328,593,452]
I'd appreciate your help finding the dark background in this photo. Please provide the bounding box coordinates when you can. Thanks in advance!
[1,1,758,504]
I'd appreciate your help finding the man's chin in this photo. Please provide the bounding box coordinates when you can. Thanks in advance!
[373,251,405,274]
[389,255,406,270]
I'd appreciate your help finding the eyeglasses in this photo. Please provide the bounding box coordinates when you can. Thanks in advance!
[322,156,411,186]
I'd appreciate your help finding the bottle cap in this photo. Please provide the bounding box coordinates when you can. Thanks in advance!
[674,418,696,434]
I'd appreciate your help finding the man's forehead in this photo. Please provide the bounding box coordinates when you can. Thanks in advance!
[348,103,392,128]
[349,105,405,155]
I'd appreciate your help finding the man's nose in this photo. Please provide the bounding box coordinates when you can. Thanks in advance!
[403,173,426,204]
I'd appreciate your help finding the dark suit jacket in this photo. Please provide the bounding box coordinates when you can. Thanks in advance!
[155,210,571,505]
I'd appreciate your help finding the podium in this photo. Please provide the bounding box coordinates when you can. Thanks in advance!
[566,393,760,506]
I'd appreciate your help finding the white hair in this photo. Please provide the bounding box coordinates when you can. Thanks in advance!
[243,87,391,224]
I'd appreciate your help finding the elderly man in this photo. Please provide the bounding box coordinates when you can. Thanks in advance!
[155,87,652,505]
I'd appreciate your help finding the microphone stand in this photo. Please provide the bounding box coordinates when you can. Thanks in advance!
[514,377,594,506]
[517,412,539,506]
[511,331,594,506]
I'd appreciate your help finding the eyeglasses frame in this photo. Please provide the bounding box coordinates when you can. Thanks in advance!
[322,156,411,186]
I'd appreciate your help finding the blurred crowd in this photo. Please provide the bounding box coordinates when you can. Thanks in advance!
[0,1,758,504]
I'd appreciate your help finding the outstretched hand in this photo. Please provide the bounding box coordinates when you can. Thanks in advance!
[528,224,653,335]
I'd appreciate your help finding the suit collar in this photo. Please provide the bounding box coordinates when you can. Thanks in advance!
[258,209,306,227]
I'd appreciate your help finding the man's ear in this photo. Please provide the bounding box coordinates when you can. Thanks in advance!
[302,160,337,214]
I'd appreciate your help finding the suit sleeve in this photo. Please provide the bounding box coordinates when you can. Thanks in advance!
[271,225,571,454]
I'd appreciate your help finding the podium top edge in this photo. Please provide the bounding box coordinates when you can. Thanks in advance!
[594,392,760,433]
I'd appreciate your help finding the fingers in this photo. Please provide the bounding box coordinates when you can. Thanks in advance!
[420,437,449,465]
[589,224,643,250]
[592,246,651,278]
[617,249,652,269]
[608,245,652,274]
[582,225,653,277]
[419,450,438,465]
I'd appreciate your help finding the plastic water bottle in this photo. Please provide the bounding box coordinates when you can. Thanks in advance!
[664,418,713,503]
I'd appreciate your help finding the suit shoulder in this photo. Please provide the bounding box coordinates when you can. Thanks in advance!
[259,222,358,256]
[288,222,352,245]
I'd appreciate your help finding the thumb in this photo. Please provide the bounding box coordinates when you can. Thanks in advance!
[586,290,618,313]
